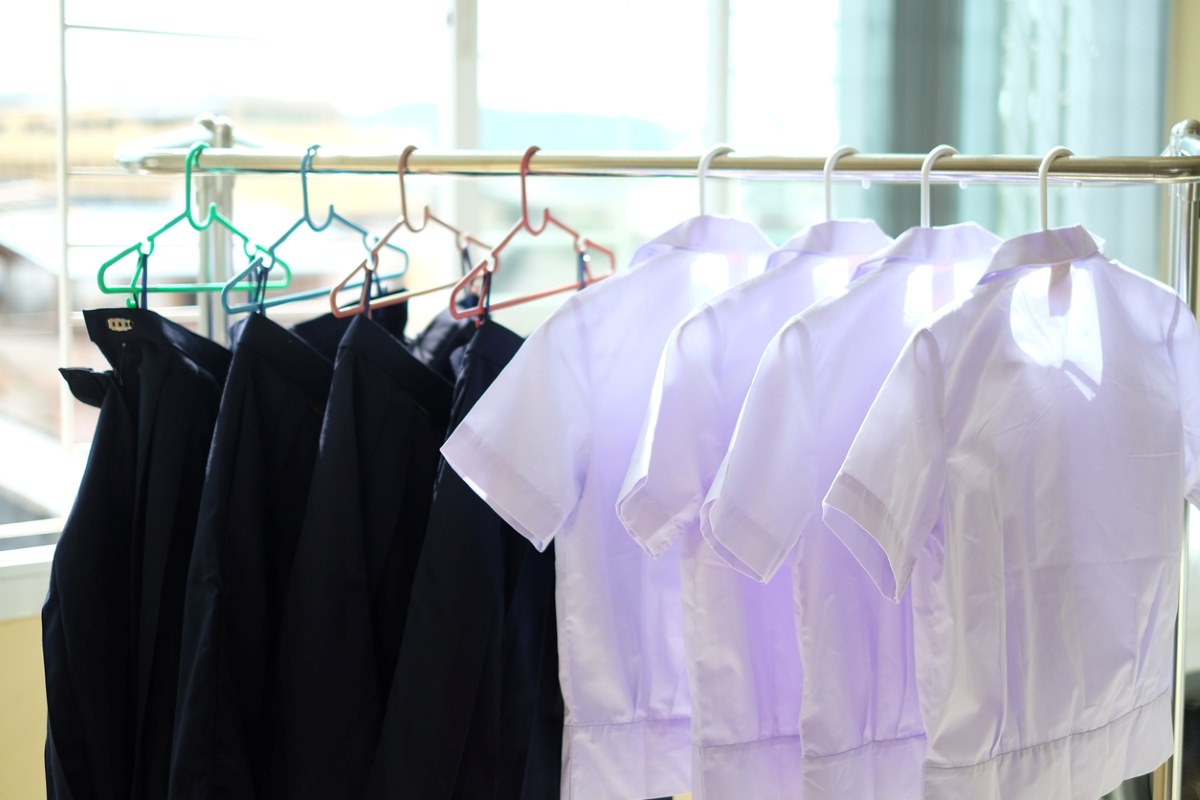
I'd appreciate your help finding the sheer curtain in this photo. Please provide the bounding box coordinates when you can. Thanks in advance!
[837,0,1168,278]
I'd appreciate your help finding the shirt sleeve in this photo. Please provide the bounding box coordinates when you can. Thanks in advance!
[1169,299,1200,507]
[616,308,724,556]
[821,329,947,603]
[440,312,591,552]
[698,320,820,583]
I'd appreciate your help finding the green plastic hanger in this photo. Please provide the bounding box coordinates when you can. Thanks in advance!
[98,142,292,307]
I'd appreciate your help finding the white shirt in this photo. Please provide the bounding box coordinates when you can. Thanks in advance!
[616,219,891,798]
[823,225,1200,799]
[440,216,774,800]
[703,221,1001,799]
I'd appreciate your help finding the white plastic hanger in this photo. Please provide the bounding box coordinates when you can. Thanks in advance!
[822,145,859,221]
[698,145,734,216]
[920,144,958,228]
[1038,146,1073,230]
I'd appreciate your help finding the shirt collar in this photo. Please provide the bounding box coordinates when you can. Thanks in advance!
[630,214,775,267]
[767,219,892,271]
[978,225,1104,283]
[858,221,1001,271]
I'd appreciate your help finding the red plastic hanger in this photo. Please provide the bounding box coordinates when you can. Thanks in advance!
[448,146,616,324]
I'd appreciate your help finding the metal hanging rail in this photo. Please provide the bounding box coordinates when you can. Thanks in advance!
[121,148,1200,185]
[113,120,1200,800]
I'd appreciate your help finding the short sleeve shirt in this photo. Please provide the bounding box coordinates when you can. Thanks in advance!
[440,216,775,799]
[615,219,891,797]
[702,222,1001,799]
[822,225,1200,800]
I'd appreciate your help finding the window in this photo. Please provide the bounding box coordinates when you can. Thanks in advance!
[0,0,1178,524]
[0,7,1177,480]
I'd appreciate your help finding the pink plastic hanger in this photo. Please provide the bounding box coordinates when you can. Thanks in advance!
[448,146,616,324]
[331,145,491,318]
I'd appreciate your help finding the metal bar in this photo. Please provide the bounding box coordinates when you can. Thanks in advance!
[195,118,217,342]
[0,517,66,540]
[119,148,1200,185]
[55,0,72,452]
[212,117,234,345]
[189,114,236,344]
[1175,178,1200,800]
[64,22,266,42]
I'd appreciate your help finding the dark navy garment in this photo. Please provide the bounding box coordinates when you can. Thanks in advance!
[409,306,477,383]
[276,314,456,799]
[290,302,409,362]
[168,312,355,800]
[44,308,230,800]
[368,321,564,800]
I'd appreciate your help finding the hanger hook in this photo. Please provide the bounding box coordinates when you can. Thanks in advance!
[920,144,958,228]
[698,145,733,216]
[184,142,207,227]
[822,145,858,222]
[519,146,541,230]
[301,144,335,231]
[398,145,426,233]
[1037,146,1073,231]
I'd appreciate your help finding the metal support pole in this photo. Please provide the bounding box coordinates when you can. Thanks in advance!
[54,0,71,453]
[1173,169,1200,800]
[1158,119,1200,800]
[195,114,234,343]
[213,117,234,343]
[195,115,217,342]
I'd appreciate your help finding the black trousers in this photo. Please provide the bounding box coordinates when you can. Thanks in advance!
[169,312,351,799]
[44,308,230,800]
[275,314,455,799]
[368,320,564,800]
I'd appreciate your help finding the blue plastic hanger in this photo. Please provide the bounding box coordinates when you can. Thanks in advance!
[220,144,409,314]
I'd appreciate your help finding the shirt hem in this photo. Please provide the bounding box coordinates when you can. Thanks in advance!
[802,733,926,800]
[693,734,804,800]
[923,690,1172,800]
[561,716,692,800]
[694,733,926,800]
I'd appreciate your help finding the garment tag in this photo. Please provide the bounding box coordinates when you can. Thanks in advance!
[107,317,134,333]
[1048,262,1071,316]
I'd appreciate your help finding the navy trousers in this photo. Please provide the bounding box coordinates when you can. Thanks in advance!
[44,308,230,800]
[168,312,353,799]
[369,321,564,800]
[275,314,456,799]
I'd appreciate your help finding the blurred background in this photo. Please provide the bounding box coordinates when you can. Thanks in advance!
[0,1,1196,797]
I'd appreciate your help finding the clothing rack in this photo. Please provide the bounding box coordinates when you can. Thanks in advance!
[114,119,1200,800]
